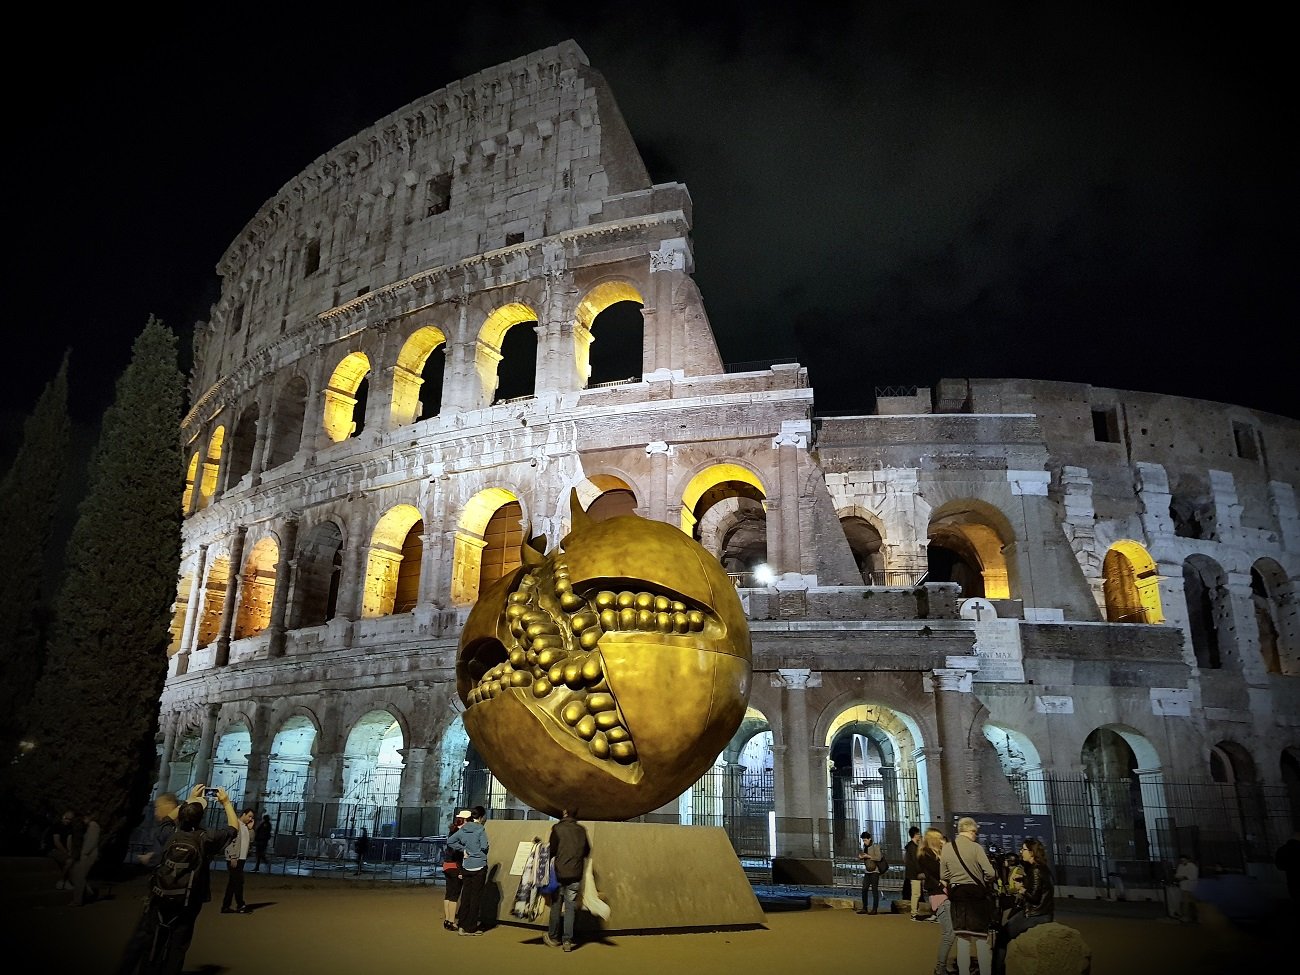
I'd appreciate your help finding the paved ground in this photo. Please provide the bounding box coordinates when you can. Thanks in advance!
[3,858,1286,975]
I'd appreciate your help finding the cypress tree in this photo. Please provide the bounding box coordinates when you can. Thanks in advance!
[0,354,71,762]
[14,318,184,861]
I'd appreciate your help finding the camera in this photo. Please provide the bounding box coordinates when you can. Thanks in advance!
[203,787,220,800]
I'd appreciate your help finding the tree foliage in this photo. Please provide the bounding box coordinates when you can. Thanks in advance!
[0,353,71,755]
[13,318,184,858]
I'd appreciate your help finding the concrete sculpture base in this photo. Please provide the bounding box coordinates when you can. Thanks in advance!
[480,819,766,933]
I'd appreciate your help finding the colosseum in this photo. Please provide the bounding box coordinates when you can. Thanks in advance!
[157,40,1299,895]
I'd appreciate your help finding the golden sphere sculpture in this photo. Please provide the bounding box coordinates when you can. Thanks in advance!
[456,491,752,820]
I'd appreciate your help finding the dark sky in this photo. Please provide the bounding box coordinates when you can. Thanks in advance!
[8,3,1296,456]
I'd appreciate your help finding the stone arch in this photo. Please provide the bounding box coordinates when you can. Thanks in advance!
[339,708,407,831]
[982,723,1047,814]
[574,473,640,523]
[822,703,930,859]
[265,375,308,469]
[390,325,447,426]
[196,426,225,510]
[322,351,371,442]
[196,554,231,648]
[291,519,346,629]
[1183,554,1232,670]
[1251,557,1297,675]
[212,719,252,808]
[839,510,887,585]
[265,713,320,816]
[182,451,200,513]
[167,572,192,656]
[680,708,774,851]
[451,487,525,606]
[926,498,1014,599]
[477,303,539,405]
[1212,740,1269,861]
[1081,724,1167,862]
[361,504,423,618]
[678,461,768,544]
[226,402,260,489]
[234,536,279,639]
[574,280,645,387]
[699,496,769,581]
[1103,539,1166,624]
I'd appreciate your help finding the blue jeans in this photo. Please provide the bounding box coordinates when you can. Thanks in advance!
[548,880,581,943]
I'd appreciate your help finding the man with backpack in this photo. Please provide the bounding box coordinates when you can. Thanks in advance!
[543,805,590,952]
[116,784,239,975]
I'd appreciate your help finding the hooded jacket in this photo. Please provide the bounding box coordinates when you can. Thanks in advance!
[446,819,489,871]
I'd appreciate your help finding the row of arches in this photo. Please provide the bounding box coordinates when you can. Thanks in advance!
[183,283,647,514]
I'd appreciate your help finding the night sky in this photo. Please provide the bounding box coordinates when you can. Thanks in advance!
[7,3,1296,464]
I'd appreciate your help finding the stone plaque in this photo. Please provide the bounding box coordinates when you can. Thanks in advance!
[971,619,1025,683]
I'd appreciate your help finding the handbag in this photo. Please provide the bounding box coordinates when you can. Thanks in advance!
[541,857,560,896]
[952,838,1000,932]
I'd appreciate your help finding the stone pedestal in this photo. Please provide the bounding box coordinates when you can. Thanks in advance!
[482,820,764,932]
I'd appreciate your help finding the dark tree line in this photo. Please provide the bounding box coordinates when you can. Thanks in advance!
[1,317,184,864]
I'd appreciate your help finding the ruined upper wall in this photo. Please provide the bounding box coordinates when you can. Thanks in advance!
[198,41,652,390]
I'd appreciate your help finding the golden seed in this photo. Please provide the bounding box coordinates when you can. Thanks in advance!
[548,663,565,684]
[508,592,528,605]
[654,595,671,611]
[673,612,690,633]
[656,611,673,631]
[575,715,597,739]
[616,591,635,608]
[587,693,615,713]
[636,608,655,629]
[526,622,558,639]
[581,654,603,682]
[506,603,527,618]
[599,609,619,631]
[532,635,562,652]
[671,601,687,613]
[595,711,621,731]
[563,662,583,688]
[555,577,573,593]
[589,733,610,759]
[610,741,637,763]
[579,629,602,650]
[560,591,584,611]
[562,701,586,725]
[571,611,597,631]
[510,670,531,687]
[594,591,617,609]
[509,649,527,668]
[687,610,705,630]
[532,678,552,698]
[618,607,637,629]
[605,727,629,743]
[537,649,559,668]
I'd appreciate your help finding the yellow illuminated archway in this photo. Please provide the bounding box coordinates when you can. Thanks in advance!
[451,487,521,605]
[1103,539,1165,624]
[927,500,1014,599]
[574,281,644,387]
[362,504,424,618]
[196,427,225,509]
[235,538,279,639]
[476,304,539,406]
[679,463,767,534]
[390,326,447,427]
[182,451,200,513]
[323,352,371,442]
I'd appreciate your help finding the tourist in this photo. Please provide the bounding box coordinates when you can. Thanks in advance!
[447,806,489,935]
[69,809,102,906]
[441,810,471,931]
[919,828,955,975]
[49,809,77,890]
[905,825,923,919]
[1174,854,1199,924]
[857,829,883,914]
[220,808,254,913]
[940,817,996,975]
[544,806,590,952]
[993,837,1054,974]
[252,815,272,873]
[354,827,371,875]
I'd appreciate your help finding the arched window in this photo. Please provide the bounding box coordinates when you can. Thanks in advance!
[235,537,279,639]
[1251,558,1297,675]
[1102,540,1165,624]
[226,403,260,488]
[926,501,1014,599]
[291,522,344,629]
[266,377,308,469]
[1183,555,1230,669]
[362,505,423,617]
[390,326,447,426]
[841,515,886,585]
[196,556,231,647]
[196,427,225,509]
[182,451,200,513]
[451,488,523,605]
[682,464,768,584]
[323,352,371,442]
[477,304,538,405]
[575,281,645,387]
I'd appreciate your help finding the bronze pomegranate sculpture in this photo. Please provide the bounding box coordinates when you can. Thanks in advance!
[456,492,752,820]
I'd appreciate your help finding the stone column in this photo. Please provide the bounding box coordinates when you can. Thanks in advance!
[931,666,978,822]
[153,716,178,798]
[193,704,221,788]
[248,388,273,487]
[175,544,209,676]
[645,441,671,524]
[775,670,816,857]
[338,514,372,622]
[242,708,271,809]
[773,431,805,577]
[267,516,300,658]
[214,526,247,667]
[398,746,429,806]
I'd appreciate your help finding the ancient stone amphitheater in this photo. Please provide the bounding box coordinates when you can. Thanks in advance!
[157,40,1299,893]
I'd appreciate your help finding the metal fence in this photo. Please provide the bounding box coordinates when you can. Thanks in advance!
[1009,773,1295,893]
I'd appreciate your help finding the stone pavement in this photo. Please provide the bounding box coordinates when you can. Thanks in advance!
[3,858,1286,975]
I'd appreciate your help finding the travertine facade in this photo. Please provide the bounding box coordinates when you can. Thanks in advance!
[157,41,1299,892]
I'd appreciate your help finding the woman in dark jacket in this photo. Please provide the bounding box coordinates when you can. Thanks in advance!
[994,837,1055,974]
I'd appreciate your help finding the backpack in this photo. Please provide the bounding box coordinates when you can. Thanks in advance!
[876,850,890,874]
[151,828,206,910]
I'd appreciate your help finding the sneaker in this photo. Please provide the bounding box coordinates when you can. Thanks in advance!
[543,934,561,948]
[854,909,868,914]
[238,906,252,914]
[457,929,477,937]
[562,942,575,952]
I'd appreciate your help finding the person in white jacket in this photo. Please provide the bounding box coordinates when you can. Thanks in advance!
[220,808,255,913]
